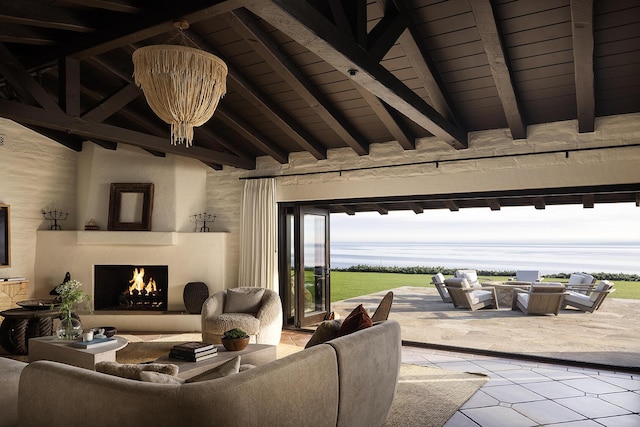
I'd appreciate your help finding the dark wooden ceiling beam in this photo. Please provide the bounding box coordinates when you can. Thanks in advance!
[366,3,407,62]
[469,0,526,140]
[61,0,141,14]
[228,8,370,155]
[0,0,96,32]
[582,194,595,208]
[243,0,467,149]
[0,42,62,112]
[217,106,289,164]
[571,0,595,133]
[0,23,58,46]
[184,28,327,160]
[81,83,140,122]
[23,125,83,151]
[375,0,462,128]
[59,57,81,117]
[0,99,256,169]
[407,202,424,214]
[353,83,415,150]
[533,197,546,210]
[334,204,356,215]
[374,204,389,215]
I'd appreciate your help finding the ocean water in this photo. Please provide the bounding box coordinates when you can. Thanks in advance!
[329,241,640,275]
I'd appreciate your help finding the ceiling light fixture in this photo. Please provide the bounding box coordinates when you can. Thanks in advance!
[132,21,227,148]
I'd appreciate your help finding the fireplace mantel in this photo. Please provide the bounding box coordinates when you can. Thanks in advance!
[76,231,178,246]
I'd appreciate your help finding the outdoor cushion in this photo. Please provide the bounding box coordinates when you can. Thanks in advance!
[224,288,265,314]
[565,292,593,306]
[516,292,530,307]
[459,278,471,289]
[468,290,493,305]
[591,281,610,301]
[432,273,445,284]
[455,270,479,287]
[568,273,594,285]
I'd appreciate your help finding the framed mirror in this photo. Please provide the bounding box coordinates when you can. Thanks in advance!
[107,183,154,231]
[0,205,9,268]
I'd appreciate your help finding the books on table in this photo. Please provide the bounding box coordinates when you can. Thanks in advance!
[169,341,218,362]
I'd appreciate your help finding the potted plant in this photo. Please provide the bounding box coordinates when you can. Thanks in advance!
[54,279,91,340]
[221,328,250,351]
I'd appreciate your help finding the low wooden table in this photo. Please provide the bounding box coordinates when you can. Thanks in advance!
[28,335,128,370]
[0,307,63,355]
[155,344,277,380]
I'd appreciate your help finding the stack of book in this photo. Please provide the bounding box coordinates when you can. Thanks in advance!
[169,341,218,362]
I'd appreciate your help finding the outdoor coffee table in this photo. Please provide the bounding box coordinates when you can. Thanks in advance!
[482,281,532,307]
[28,335,128,370]
[155,343,277,380]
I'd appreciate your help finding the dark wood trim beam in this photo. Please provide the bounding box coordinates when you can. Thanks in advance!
[334,204,356,215]
[636,193,640,207]
[217,106,289,164]
[444,200,459,212]
[407,202,424,214]
[533,197,546,210]
[0,43,62,112]
[486,198,501,211]
[353,83,415,150]
[0,99,256,169]
[61,0,141,14]
[571,0,595,133]
[469,0,526,140]
[0,23,57,46]
[24,125,83,151]
[328,0,354,39]
[374,204,389,215]
[185,28,327,160]
[582,194,595,208]
[242,0,467,148]
[228,8,370,155]
[82,83,140,122]
[59,57,80,117]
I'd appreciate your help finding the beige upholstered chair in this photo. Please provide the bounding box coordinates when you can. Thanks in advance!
[566,273,595,293]
[444,278,498,311]
[201,287,282,345]
[512,284,567,315]
[454,269,480,287]
[564,280,615,313]
[431,273,451,303]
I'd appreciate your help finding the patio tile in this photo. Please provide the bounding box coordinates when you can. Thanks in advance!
[460,390,500,409]
[593,414,640,427]
[472,360,524,372]
[533,367,587,381]
[598,391,640,412]
[597,374,640,391]
[512,400,585,425]
[480,384,546,404]
[443,411,481,426]
[522,380,586,399]
[543,420,604,426]
[556,396,630,418]
[561,377,627,394]
[496,368,553,384]
[461,405,537,427]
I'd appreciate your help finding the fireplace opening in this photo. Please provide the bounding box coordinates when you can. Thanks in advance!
[94,265,168,311]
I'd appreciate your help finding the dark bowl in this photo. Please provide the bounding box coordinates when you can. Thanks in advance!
[99,326,117,337]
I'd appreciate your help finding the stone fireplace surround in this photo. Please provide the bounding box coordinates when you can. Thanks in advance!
[33,230,229,332]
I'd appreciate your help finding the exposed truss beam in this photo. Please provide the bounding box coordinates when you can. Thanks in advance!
[366,2,407,62]
[81,83,140,122]
[374,204,389,215]
[582,194,595,208]
[0,100,255,169]
[469,0,526,140]
[0,0,96,32]
[444,200,459,212]
[407,203,424,214]
[242,0,467,149]
[533,197,546,210]
[571,0,595,133]
[59,57,80,117]
[486,198,501,211]
[334,205,356,216]
[228,8,370,155]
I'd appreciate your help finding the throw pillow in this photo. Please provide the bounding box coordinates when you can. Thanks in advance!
[185,356,241,383]
[224,288,265,314]
[95,361,179,381]
[304,319,342,348]
[338,304,372,337]
[140,371,186,385]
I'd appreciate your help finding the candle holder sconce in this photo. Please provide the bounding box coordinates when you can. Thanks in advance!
[42,209,69,230]
[191,212,216,232]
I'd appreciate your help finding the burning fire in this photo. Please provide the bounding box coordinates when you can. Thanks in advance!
[128,268,156,295]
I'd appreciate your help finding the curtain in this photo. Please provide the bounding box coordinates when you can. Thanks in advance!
[238,178,278,291]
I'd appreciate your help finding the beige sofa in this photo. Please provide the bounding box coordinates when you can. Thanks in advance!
[0,320,401,427]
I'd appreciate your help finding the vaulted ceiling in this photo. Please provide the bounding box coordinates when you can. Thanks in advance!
[1,1,639,210]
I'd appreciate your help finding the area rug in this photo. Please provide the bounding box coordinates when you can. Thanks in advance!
[383,364,487,427]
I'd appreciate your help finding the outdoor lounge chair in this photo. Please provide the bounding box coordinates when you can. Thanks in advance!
[563,280,615,313]
[515,270,542,283]
[566,273,595,294]
[512,283,567,315]
[444,278,498,311]
[431,273,451,303]
[454,269,480,287]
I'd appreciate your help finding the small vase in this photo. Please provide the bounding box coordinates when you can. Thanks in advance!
[221,337,250,351]
[56,314,82,340]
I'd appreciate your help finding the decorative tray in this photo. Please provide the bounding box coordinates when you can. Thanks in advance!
[16,299,60,310]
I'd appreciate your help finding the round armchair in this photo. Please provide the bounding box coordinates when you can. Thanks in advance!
[201,287,283,346]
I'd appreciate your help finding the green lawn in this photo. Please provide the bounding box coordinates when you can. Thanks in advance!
[329,271,640,302]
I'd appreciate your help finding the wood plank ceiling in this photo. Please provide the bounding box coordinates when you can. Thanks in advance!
[0,0,639,212]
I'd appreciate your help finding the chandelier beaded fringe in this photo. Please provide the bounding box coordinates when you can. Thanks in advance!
[133,45,227,147]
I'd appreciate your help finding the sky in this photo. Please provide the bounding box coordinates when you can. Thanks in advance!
[330,202,640,244]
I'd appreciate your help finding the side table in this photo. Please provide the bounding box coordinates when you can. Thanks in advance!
[0,307,67,355]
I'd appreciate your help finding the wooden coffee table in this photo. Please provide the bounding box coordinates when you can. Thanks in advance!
[28,335,128,370]
[154,344,277,380]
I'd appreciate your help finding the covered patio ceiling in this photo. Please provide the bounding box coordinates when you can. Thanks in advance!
[0,0,639,212]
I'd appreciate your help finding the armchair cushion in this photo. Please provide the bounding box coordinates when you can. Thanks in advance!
[432,273,445,284]
[468,290,494,305]
[224,288,265,314]
[455,270,480,287]
[565,292,592,306]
